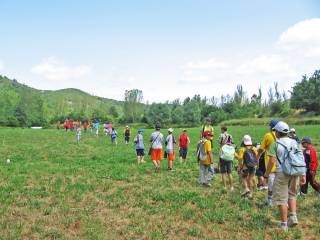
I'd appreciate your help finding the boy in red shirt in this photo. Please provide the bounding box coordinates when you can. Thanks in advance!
[179,130,190,163]
[300,137,320,194]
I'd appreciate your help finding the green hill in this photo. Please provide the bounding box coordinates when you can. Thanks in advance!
[0,75,123,127]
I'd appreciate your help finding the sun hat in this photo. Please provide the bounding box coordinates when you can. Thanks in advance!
[273,121,290,134]
[138,128,144,133]
[269,119,280,129]
[301,137,312,144]
[290,128,296,133]
[243,135,252,146]
[168,128,174,133]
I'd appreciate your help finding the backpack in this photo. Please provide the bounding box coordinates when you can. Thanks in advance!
[243,147,258,167]
[196,140,207,162]
[220,144,235,161]
[276,140,306,176]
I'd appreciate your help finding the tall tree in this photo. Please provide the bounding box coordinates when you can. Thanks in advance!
[123,89,143,122]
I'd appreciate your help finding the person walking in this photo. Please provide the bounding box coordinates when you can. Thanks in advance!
[150,124,164,173]
[265,121,306,231]
[165,128,176,172]
[134,129,146,164]
[124,126,131,145]
[198,131,214,187]
[179,129,190,163]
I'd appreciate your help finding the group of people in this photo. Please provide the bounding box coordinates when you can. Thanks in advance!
[196,118,319,231]
[58,117,319,231]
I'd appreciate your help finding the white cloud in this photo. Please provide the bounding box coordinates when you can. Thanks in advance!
[237,55,297,77]
[182,58,229,70]
[31,57,91,80]
[277,18,320,57]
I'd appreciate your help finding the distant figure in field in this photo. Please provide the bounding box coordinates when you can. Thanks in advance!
[289,128,300,143]
[56,120,61,130]
[76,127,81,144]
[64,121,68,131]
[103,122,108,135]
[165,128,176,172]
[94,120,99,136]
[150,124,164,173]
[124,126,131,144]
[83,120,88,132]
[179,129,190,163]
[300,137,320,195]
[236,135,258,199]
[257,118,279,206]
[107,122,113,135]
[200,118,214,143]
[111,128,118,144]
[89,120,94,133]
[76,120,80,129]
[134,129,145,164]
[68,120,73,131]
[197,131,214,187]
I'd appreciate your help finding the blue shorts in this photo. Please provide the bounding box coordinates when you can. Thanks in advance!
[136,149,145,156]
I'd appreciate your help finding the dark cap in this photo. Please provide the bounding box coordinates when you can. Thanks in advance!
[301,137,312,144]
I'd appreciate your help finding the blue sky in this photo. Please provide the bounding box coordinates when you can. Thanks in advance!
[0,0,319,102]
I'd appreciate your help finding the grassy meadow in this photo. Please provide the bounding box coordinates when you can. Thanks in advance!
[0,126,319,240]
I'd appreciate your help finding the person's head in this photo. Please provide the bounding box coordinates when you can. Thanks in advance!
[301,137,312,148]
[112,127,115,131]
[138,128,144,134]
[182,129,187,135]
[273,121,290,138]
[243,135,253,146]
[203,131,213,140]
[168,128,173,134]
[290,128,296,135]
[155,123,161,131]
[221,126,227,133]
[126,125,129,129]
[204,117,211,125]
[269,118,280,131]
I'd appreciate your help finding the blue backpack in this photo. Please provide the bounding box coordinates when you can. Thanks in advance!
[276,140,306,176]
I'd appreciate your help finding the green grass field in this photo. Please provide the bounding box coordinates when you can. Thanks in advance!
[0,126,319,240]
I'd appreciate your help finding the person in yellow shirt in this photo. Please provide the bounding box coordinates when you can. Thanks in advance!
[200,118,215,143]
[199,131,214,187]
[236,135,258,199]
[257,119,279,206]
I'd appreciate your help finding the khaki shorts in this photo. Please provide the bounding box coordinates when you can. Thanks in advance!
[273,172,300,206]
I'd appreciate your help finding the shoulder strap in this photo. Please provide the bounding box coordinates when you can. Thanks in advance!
[151,133,161,145]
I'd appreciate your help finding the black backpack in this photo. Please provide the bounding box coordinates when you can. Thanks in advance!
[243,147,258,167]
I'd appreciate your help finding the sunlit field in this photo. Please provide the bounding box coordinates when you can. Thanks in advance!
[0,126,319,239]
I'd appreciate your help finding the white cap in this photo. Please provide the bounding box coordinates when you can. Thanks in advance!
[290,128,296,133]
[126,125,129,128]
[274,121,290,134]
[243,135,252,146]
[168,128,174,133]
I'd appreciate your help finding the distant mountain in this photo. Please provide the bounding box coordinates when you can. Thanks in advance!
[0,75,123,127]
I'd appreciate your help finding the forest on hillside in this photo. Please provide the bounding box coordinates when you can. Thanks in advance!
[0,69,319,127]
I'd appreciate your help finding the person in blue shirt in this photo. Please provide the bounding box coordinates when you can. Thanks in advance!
[134,129,145,164]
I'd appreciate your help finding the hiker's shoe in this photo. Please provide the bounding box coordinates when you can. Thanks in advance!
[279,222,288,232]
[230,187,234,192]
[288,215,298,228]
[141,160,146,163]
[241,190,250,197]
[247,192,253,199]
[167,168,175,173]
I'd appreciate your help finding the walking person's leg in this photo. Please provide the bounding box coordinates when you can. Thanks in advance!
[309,170,320,193]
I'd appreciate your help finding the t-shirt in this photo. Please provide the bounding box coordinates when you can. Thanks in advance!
[304,146,318,171]
[166,134,176,153]
[268,137,298,173]
[201,140,213,165]
[179,135,189,148]
[236,146,258,168]
[111,130,117,139]
[134,134,144,149]
[150,131,164,149]
[260,131,277,172]
[94,122,99,129]
[218,132,233,147]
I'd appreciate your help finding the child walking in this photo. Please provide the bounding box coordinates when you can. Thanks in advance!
[111,128,118,144]
[179,129,190,163]
[124,126,131,144]
[198,131,214,187]
[76,127,81,144]
[134,129,146,164]
[166,128,176,172]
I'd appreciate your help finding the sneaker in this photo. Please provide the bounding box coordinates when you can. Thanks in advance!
[263,186,269,190]
[288,215,298,227]
[266,197,273,206]
[247,192,253,199]
[241,190,250,197]
[206,182,212,187]
[230,187,234,192]
[279,222,288,232]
